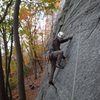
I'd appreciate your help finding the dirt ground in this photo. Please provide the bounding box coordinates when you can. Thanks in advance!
[12,71,44,100]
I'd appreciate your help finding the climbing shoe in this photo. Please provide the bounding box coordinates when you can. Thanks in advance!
[49,81,54,85]
[56,63,64,69]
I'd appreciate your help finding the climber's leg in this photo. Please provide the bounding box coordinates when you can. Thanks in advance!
[57,51,63,65]
[49,60,56,85]
[48,52,57,85]
[52,50,65,68]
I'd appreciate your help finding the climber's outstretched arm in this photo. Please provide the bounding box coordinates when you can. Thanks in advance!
[60,36,73,43]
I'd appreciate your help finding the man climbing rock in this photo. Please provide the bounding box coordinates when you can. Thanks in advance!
[48,31,73,85]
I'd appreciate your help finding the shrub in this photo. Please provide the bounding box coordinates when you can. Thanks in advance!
[24,65,30,77]
[9,75,17,90]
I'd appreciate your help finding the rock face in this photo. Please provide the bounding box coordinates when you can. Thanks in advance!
[36,0,100,100]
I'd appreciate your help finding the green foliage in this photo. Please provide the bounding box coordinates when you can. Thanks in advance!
[19,27,30,36]
[23,65,30,77]
[40,0,55,3]
[33,34,39,40]
[40,0,59,9]
[10,61,16,72]
[9,61,17,90]
[9,75,17,90]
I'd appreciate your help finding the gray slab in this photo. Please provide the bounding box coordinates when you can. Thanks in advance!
[36,0,100,100]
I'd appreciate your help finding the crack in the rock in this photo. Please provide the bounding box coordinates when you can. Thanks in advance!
[50,84,60,100]
[85,17,100,40]
[41,83,61,100]
[65,40,73,59]
[64,0,83,24]
[79,74,100,90]
[52,84,58,94]
[63,0,87,28]
[41,91,44,100]
[55,0,72,34]
[63,1,100,32]
[85,1,100,14]
[41,84,50,100]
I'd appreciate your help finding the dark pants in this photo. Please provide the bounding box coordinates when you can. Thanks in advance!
[49,50,64,82]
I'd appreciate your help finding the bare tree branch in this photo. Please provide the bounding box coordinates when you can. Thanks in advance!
[0,0,13,23]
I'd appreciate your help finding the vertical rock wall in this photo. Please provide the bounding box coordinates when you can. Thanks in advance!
[36,0,100,100]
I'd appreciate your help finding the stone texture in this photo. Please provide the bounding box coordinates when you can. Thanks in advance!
[36,0,100,100]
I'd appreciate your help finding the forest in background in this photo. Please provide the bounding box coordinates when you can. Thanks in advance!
[0,0,61,100]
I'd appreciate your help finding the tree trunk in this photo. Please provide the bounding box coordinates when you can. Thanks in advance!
[0,0,13,23]
[2,26,12,100]
[33,49,43,72]
[13,0,26,100]
[33,50,37,80]
[2,27,9,99]
[0,47,6,100]
[7,30,13,100]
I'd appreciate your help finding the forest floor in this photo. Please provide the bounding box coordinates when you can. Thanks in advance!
[12,71,44,100]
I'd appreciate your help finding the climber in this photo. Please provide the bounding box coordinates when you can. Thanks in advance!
[48,31,73,85]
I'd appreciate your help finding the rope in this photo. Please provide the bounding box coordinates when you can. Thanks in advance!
[71,24,81,100]
[71,0,91,100]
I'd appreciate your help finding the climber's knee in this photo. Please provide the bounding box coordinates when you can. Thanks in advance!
[59,51,63,55]
[52,50,63,57]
